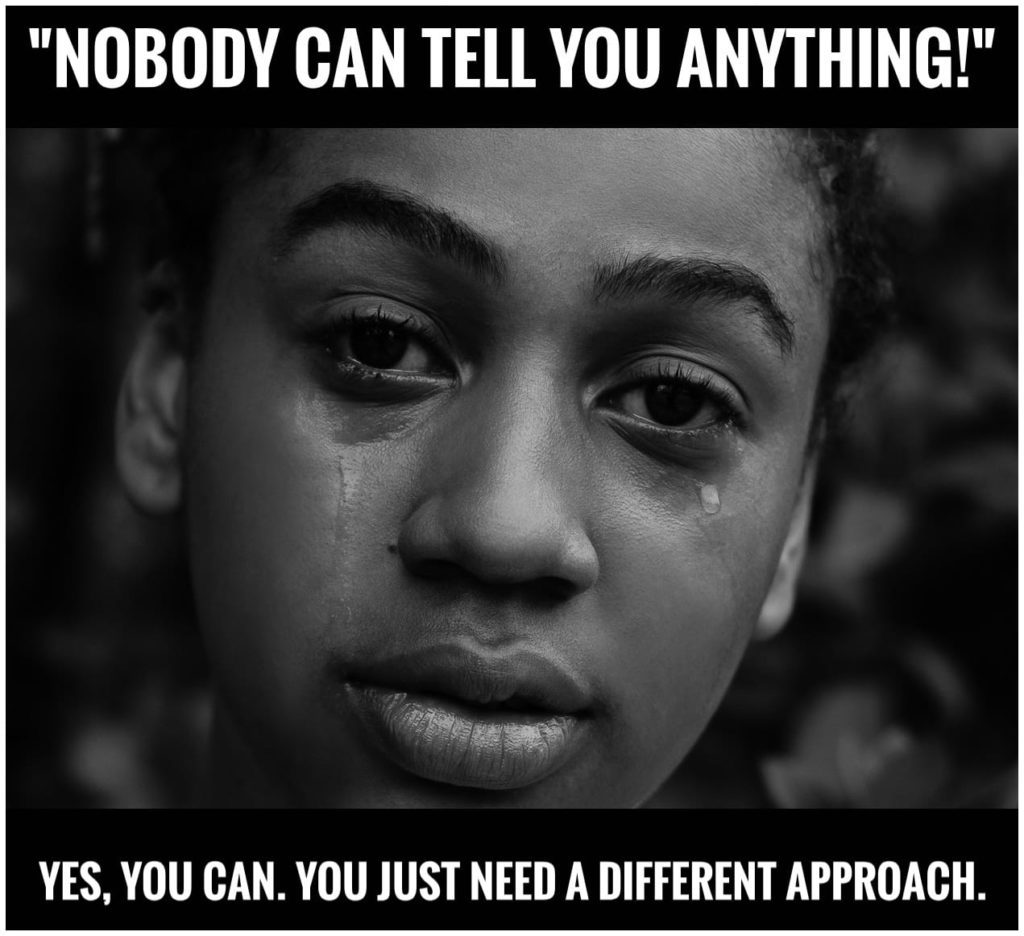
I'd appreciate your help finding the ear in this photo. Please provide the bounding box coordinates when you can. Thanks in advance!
[114,264,189,515]
[755,458,818,640]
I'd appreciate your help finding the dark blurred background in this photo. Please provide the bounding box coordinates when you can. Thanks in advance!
[7,128,1018,808]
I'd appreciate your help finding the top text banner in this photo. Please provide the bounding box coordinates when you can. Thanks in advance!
[6,5,1019,126]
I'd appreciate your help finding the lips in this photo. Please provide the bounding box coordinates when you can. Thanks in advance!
[340,643,592,790]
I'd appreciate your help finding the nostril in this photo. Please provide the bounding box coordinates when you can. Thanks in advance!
[405,557,465,581]
[400,555,586,604]
[535,575,583,603]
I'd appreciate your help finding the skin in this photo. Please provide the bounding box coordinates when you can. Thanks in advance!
[119,129,830,807]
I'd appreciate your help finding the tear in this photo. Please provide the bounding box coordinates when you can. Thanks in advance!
[335,458,347,536]
[699,483,721,515]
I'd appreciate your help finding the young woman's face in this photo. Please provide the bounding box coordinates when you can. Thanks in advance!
[182,129,829,806]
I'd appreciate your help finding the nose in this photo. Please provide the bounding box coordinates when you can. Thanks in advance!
[397,379,600,601]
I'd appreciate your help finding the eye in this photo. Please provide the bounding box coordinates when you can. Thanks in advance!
[334,306,435,373]
[621,380,708,427]
[324,302,451,379]
[601,362,742,433]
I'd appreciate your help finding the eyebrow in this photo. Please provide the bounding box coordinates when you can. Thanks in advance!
[274,179,507,283]
[593,254,796,355]
[276,180,796,355]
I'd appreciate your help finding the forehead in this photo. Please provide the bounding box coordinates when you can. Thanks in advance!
[228,128,828,347]
[270,128,816,240]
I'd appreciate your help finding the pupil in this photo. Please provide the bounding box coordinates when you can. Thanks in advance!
[644,382,702,426]
[350,320,408,369]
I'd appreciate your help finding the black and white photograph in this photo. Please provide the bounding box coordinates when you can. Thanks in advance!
[8,125,1017,810]
[3,3,1020,930]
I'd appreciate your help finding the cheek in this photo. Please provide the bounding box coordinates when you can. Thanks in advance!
[185,380,327,713]
[590,463,796,789]
[183,328,399,732]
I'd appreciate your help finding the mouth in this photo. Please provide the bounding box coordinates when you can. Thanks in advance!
[340,644,593,791]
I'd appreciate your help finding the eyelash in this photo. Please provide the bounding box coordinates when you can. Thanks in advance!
[312,300,746,445]
[589,360,746,462]
[316,301,454,386]
[617,360,743,426]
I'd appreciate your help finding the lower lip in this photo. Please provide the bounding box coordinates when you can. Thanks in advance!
[344,683,585,791]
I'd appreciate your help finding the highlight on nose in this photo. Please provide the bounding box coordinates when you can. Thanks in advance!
[396,487,600,600]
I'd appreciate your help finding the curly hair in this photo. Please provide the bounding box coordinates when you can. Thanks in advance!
[125,127,892,436]
[793,128,893,435]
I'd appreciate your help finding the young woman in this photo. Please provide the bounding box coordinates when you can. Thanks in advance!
[115,129,887,806]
